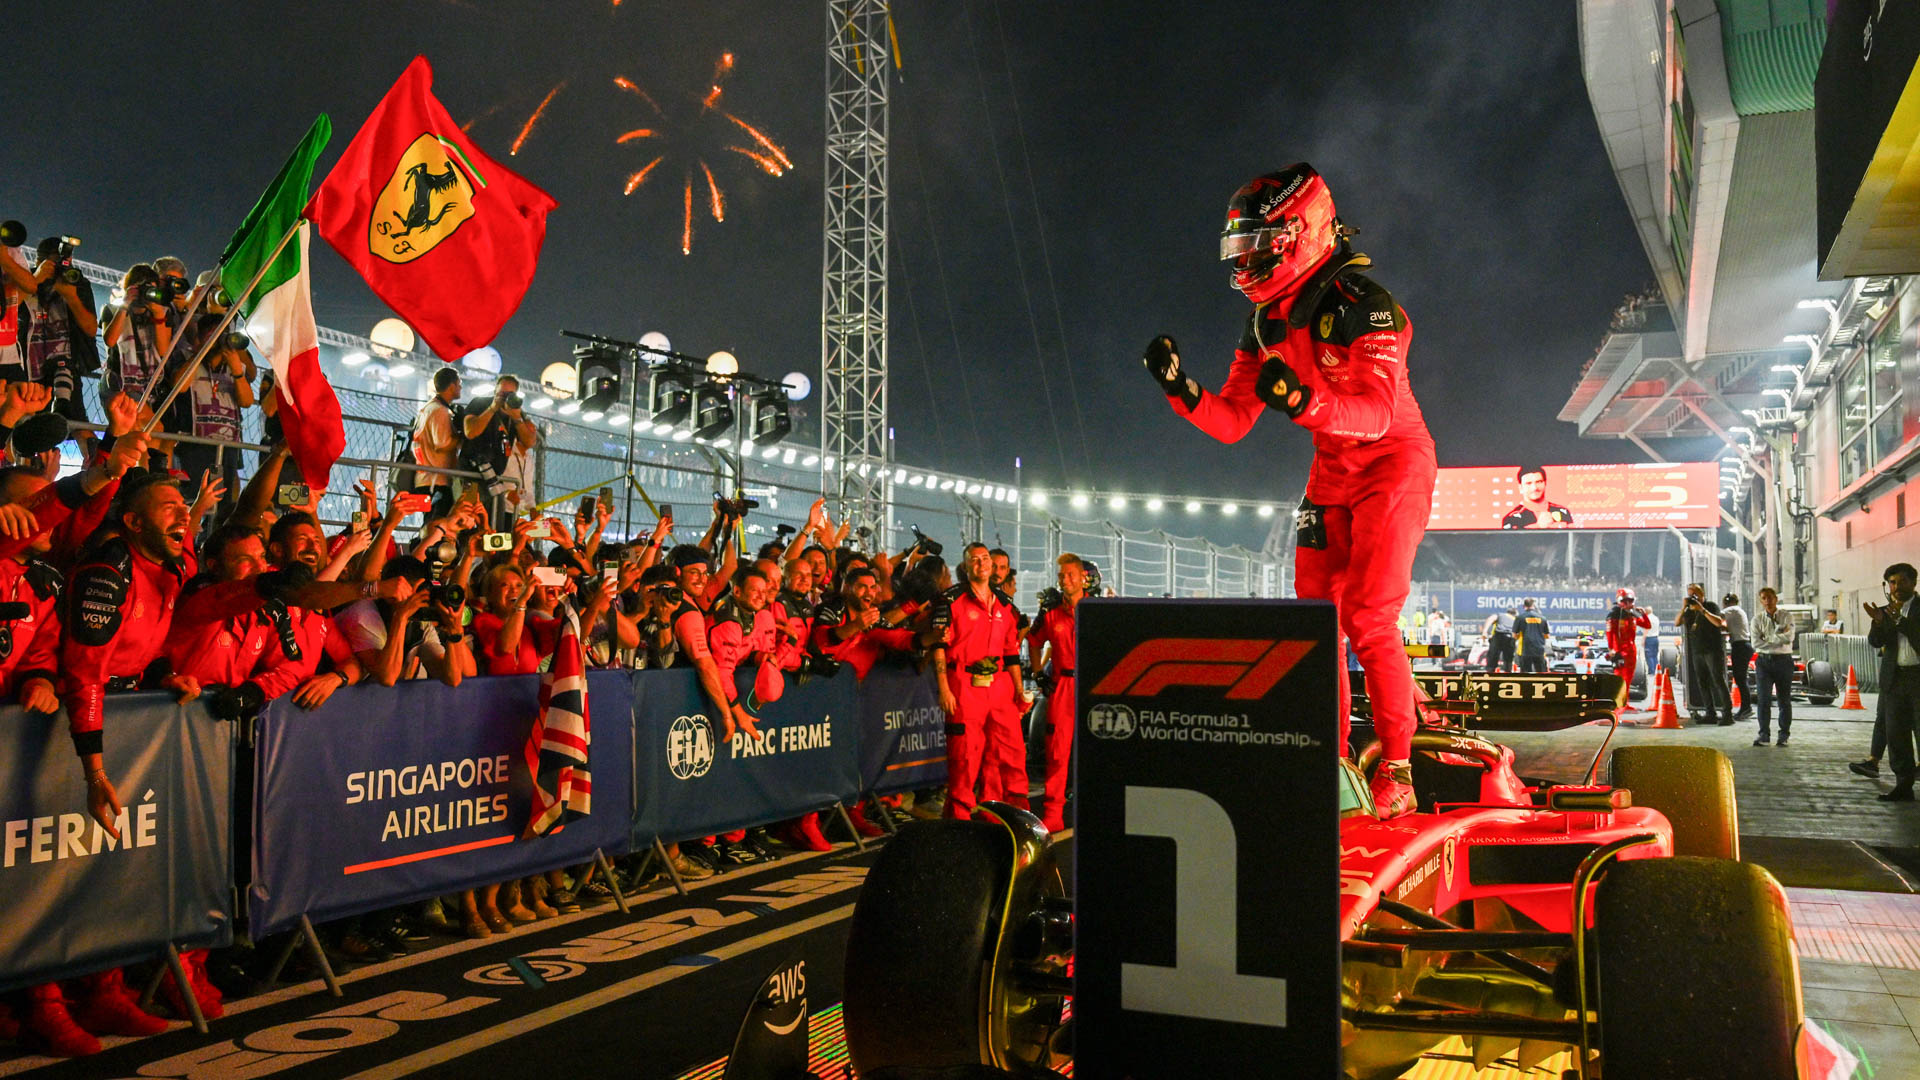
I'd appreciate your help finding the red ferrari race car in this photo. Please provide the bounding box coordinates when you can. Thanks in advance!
[842,668,1809,1079]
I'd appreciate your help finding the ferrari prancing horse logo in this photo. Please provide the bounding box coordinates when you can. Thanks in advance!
[370,133,481,264]
[1318,312,1334,338]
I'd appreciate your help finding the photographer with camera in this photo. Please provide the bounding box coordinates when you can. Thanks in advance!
[101,264,179,426]
[1675,582,1732,726]
[333,555,471,687]
[4,235,98,428]
[459,374,535,513]
[164,311,254,504]
[410,367,464,519]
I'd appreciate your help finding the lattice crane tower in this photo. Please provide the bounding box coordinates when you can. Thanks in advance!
[820,0,893,537]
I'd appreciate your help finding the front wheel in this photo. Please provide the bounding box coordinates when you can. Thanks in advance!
[1608,745,1738,859]
[1594,858,1802,1080]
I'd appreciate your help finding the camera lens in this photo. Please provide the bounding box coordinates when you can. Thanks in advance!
[224,330,250,352]
[433,582,466,609]
[502,391,522,410]
[0,221,25,248]
[59,266,82,285]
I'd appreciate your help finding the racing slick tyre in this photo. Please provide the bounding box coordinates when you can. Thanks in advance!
[1630,665,1648,701]
[1594,857,1801,1080]
[844,806,1070,1077]
[1608,745,1738,860]
[1658,644,1680,675]
[1804,659,1837,705]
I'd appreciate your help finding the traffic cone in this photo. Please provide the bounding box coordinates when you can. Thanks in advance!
[1652,670,1683,729]
[1841,665,1867,710]
[1730,678,1743,712]
[1639,665,1664,716]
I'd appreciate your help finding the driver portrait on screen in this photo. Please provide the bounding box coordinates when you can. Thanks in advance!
[1501,465,1575,529]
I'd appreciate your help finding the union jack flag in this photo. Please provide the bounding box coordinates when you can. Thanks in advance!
[524,606,591,836]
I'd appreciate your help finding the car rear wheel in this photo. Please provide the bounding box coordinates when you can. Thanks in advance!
[1608,745,1738,859]
[1594,857,1801,1080]
[1804,659,1837,705]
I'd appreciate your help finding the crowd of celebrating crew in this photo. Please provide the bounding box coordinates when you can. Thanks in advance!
[0,236,1098,1057]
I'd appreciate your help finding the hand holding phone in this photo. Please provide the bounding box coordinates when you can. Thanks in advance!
[531,566,568,588]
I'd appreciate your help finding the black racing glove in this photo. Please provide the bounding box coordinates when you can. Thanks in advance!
[205,681,267,721]
[1255,354,1311,419]
[1142,335,1200,410]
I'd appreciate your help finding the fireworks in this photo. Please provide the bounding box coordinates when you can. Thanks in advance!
[623,156,664,195]
[499,51,790,254]
[510,82,564,156]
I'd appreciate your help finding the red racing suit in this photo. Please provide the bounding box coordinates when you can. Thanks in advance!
[1168,258,1436,761]
[61,538,197,758]
[709,598,785,705]
[1605,604,1653,698]
[809,605,915,681]
[1028,598,1077,830]
[0,557,64,700]
[937,583,1027,819]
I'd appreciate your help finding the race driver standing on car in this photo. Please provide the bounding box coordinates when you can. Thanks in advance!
[1144,163,1436,816]
[1606,588,1652,703]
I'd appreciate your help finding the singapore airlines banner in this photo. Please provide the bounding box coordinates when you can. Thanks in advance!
[1426,462,1720,531]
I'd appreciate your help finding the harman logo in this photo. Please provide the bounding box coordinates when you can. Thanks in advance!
[1087,703,1137,740]
[667,715,716,780]
[1090,638,1316,700]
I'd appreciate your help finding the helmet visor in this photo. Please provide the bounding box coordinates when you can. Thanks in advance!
[1220,223,1299,262]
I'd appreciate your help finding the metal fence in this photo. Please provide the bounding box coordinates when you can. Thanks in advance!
[67,259,1281,599]
[1796,633,1879,693]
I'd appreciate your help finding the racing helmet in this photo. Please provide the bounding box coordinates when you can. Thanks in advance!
[1616,587,1636,605]
[1221,163,1341,304]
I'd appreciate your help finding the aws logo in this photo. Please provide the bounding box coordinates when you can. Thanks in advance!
[1089,638,1316,700]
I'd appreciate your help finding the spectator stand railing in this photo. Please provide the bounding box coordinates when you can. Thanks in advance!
[66,258,1280,596]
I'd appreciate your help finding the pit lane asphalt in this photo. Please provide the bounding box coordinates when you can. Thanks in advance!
[1499,690,1920,891]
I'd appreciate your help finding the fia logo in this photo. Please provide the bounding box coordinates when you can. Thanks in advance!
[667,714,716,780]
[1087,703,1137,740]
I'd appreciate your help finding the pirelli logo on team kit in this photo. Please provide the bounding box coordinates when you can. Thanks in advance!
[1088,638,1318,700]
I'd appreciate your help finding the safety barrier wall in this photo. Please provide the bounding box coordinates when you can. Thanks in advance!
[0,666,945,985]
[246,666,934,941]
[1796,633,1881,692]
[0,696,235,994]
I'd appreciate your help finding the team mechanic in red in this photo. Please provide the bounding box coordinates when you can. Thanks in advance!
[1606,588,1653,702]
[1144,163,1437,816]
[932,543,1028,820]
[1028,553,1088,831]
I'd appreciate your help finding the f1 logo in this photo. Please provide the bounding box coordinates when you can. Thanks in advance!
[1089,638,1316,700]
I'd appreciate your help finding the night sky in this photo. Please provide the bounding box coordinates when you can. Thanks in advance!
[11,0,1652,507]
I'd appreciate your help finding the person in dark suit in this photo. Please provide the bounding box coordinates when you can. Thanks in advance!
[1866,562,1920,801]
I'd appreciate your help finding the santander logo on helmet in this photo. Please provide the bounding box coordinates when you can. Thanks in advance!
[1221,163,1340,305]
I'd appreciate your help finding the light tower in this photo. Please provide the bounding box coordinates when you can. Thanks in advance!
[821,0,893,538]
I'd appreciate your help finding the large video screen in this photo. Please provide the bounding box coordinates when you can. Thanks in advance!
[1427,462,1721,531]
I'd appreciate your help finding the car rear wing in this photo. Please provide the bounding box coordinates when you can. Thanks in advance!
[1354,672,1626,731]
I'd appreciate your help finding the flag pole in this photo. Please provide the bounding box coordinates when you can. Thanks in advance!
[141,217,305,433]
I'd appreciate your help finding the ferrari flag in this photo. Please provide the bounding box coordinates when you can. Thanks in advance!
[523,605,591,837]
[219,115,345,488]
[307,55,557,360]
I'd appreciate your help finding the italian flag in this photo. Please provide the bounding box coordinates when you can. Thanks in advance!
[220,115,345,489]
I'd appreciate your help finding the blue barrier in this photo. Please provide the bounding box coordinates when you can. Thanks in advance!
[0,695,233,994]
[4,660,944,985]
[631,666,862,845]
[856,660,949,794]
[248,672,635,939]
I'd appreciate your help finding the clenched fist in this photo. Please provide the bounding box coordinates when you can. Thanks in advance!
[1142,335,1200,410]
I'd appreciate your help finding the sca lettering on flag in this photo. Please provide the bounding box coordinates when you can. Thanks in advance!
[371,134,485,263]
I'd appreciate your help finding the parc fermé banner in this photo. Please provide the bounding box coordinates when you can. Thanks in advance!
[1073,599,1341,1079]
[631,666,861,846]
[249,673,634,939]
[0,695,233,993]
[856,659,948,794]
